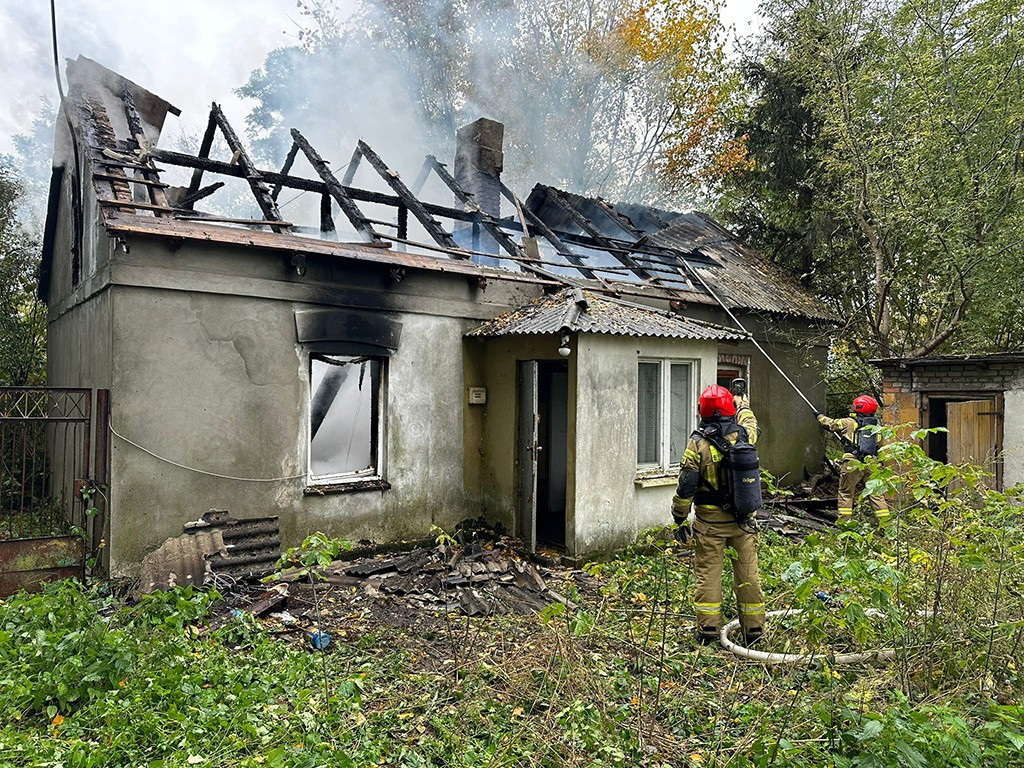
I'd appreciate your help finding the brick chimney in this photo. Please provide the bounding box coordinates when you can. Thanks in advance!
[454,118,504,261]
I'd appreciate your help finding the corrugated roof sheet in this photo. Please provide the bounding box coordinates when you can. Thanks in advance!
[466,288,746,341]
[645,213,835,321]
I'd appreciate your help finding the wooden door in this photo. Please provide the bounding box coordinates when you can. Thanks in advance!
[946,400,999,489]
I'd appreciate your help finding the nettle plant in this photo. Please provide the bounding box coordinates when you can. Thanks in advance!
[774,426,1024,696]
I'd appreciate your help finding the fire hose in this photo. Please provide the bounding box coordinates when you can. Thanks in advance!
[720,608,932,665]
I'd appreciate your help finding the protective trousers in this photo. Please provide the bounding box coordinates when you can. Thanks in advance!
[838,463,890,522]
[692,516,765,635]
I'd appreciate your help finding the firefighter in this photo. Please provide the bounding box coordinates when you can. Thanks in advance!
[815,395,890,523]
[672,384,765,646]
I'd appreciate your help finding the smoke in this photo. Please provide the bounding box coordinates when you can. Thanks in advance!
[0,0,332,156]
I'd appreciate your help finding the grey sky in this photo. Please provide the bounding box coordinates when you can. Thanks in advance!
[0,0,763,156]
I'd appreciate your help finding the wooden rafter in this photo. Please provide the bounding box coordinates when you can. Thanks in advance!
[289,129,379,242]
[210,103,286,232]
[182,107,217,208]
[424,155,522,260]
[355,141,459,252]
[120,88,170,212]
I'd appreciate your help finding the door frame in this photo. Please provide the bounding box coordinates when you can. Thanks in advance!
[921,391,1004,489]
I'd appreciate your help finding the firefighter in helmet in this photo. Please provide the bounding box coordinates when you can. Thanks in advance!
[672,384,765,646]
[816,395,889,523]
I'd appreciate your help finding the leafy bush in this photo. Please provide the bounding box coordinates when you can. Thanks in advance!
[0,581,135,720]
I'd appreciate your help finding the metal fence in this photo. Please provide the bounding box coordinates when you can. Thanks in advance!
[0,388,108,558]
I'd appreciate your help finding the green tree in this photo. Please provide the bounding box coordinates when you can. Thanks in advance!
[723,0,1024,359]
[0,164,46,386]
[238,0,742,206]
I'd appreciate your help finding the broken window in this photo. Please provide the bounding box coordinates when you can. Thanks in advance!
[309,355,384,483]
[637,360,694,469]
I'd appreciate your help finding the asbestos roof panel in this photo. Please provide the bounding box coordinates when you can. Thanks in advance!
[645,213,836,322]
[871,352,1024,368]
[466,288,746,341]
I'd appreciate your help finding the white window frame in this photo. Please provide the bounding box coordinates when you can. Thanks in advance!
[637,358,697,472]
[307,353,388,487]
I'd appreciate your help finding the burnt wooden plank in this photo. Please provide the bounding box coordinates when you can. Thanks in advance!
[175,181,225,210]
[289,129,379,242]
[210,103,286,232]
[121,88,170,210]
[184,107,218,204]
[146,147,480,224]
[356,141,459,252]
[93,172,169,188]
[103,214,559,288]
[425,155,522,260]
[270,141,301,201]
[320,194,336,235]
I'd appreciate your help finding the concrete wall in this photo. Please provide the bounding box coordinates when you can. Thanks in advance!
[48,229,539,575]
[574,334,718,554]
[105,285,477,573]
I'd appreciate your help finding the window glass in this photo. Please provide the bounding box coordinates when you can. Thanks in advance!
[636,361,661,464]
[669,363,692,463]
[310,356,381,480]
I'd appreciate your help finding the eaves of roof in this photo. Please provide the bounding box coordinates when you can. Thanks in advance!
[466,287,746,342]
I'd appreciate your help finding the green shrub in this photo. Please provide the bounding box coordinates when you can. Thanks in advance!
[0,581,135,720]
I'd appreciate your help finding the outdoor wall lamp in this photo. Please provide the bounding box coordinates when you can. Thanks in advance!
[558,334,571,357]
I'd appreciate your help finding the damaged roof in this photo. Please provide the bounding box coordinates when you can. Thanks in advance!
[42,58,832,323]
[467,288,746,341]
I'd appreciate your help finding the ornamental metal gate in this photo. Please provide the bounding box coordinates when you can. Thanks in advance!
[0,388,110,594]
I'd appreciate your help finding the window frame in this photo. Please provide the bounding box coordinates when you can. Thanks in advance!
[306,352,388,489]
[636,358,697,473]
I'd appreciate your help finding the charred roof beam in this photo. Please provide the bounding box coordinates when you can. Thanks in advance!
[496,181,598,281]
[210,103,286,233]
[354,141,460,253]
[289,129,380,242]
[181,107,217,209]
[542,187,654,283]
[424,155,523,259]
[120,88,170,212]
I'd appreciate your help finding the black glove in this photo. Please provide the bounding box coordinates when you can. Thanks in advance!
[674,523,693,545]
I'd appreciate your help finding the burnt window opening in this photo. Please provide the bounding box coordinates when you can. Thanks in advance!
[309,354,385,484]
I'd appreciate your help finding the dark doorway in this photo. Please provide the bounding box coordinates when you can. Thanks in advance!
[518,360,568,552]
[536,362,568,548]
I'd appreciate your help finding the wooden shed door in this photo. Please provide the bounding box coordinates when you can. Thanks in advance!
[946,400,999,489]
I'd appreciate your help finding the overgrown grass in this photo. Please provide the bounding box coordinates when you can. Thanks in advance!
[1,434,1023,767]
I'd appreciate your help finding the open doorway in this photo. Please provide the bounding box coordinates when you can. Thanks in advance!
[518,360,568,551]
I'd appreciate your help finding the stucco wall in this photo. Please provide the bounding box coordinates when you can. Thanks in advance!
[1003,390,1024,489]
[574,334,718,555]
[463,334,574,535]
[643,304,829,484]
[104,284,480,575]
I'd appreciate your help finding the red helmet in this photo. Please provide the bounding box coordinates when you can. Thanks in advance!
[698,385,737,418]
[853,395,878,415]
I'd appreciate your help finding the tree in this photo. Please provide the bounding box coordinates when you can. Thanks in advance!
[723,0,1024,359]
[237,0,743,206]
[0,164,46,386]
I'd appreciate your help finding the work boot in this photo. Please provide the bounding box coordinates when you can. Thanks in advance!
[743,627,764,647]
[695,626,719,645]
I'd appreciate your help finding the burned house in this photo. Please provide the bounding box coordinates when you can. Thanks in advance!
[41,58,832,575]
[874,353,1024,490]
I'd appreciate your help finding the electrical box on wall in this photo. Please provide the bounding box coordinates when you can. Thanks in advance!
[468,387,487,405]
